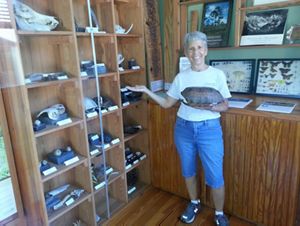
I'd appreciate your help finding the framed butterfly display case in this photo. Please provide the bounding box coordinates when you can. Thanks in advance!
[255,59,300,98]
[210,59,255,94]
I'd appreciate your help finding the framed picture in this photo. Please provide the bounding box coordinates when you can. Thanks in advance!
[210,59,255,94]
[240,9,288,46]
[255,59,300,98]
[201,0,233,48]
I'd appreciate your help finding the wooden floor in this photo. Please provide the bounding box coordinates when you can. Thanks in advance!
[104,186,256,226]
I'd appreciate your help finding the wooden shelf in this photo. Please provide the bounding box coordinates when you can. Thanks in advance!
[81,72,117,81]
[26,78,77,89]
[119,68,144,75]
[90,141,122,160]
[125,155,147,173]
[124,129,145,143]
[34,118,83,138]
[107,196,126,217]
[76,32,113,37]
[103,142,122,154]
[17,31,73,36]
[122,100,143,110]
[93,170,123,195]
[114,0,130,4]
[116,34,142,38]
[48,191,91,223]
[41,155,87,183]
[86,109,118,122]
[127,181,149,202]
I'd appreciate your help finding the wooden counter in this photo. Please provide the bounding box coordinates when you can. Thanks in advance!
[148,95,300,226]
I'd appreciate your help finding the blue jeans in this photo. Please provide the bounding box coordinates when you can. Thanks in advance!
[174,117,224,188]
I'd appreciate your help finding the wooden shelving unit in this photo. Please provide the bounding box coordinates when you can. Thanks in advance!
[2,0,150,225]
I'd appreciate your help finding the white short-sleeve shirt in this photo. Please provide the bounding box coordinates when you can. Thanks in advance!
[167,66,231,121]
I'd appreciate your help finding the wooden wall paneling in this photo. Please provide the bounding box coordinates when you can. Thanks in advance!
[143,0,164,85]
[286,123,300,226]
[244,115,259,220]
[148,102,189,199]
[273,121,293,226]
[223,114,235,213]
[232,114,245,217]
[251,117,266,223]
[263,119,282,226]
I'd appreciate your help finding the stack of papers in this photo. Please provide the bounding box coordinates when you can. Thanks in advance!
[256,101,296,114]
[228,97,253,109]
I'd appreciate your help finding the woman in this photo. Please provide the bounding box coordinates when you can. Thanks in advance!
[127,31,231,226]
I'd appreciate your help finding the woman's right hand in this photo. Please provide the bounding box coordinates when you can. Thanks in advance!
[126,85,148,93]
[127,85,177,108]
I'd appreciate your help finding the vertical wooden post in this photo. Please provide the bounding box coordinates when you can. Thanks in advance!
[144,0,164,90]
[190,10,199,32]
[163,0,181,85]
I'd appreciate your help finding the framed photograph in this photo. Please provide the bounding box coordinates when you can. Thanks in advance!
[255,59,300,98]
[201,0,233,48]
[210,59,255,94]
[240,9,288,46]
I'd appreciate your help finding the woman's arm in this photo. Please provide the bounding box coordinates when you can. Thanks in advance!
[126,85,177,109]
[191,99,229,112]
[211,99,229,112]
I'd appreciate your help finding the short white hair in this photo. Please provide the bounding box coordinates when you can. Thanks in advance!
[184,31,208,51]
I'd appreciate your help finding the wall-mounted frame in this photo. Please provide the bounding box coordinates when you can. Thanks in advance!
[240,9,288,46]
[201,0,233,48]
[209,59,255,94]
[255,58,300,98]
